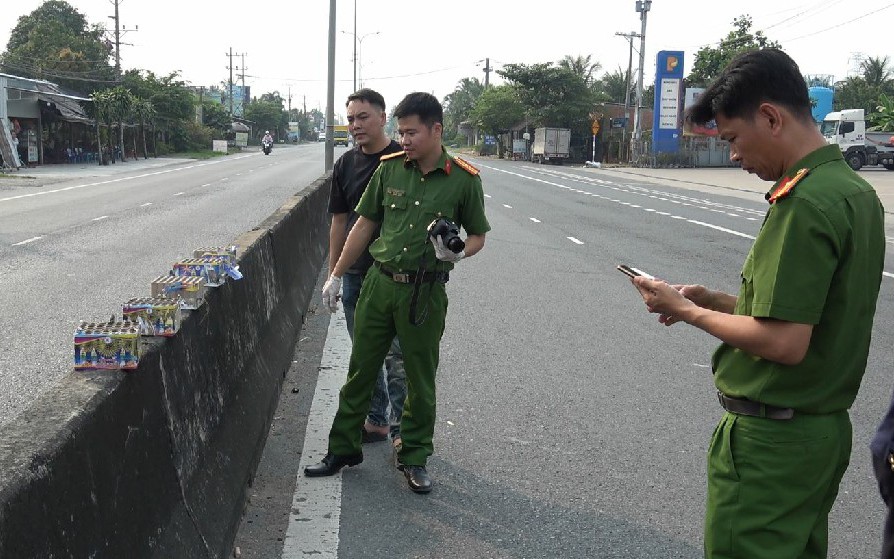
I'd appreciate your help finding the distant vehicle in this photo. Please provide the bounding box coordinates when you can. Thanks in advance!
[821,109,894,171]
[333,125,350,147]
[262,139,273,155]
[532,127,571,164]
[318,132,326,142]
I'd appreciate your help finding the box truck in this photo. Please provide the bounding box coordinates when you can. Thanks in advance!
[532,127,571,164]
[821,109,894,170]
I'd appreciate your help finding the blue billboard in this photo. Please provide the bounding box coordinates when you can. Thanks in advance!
[652,51,685,154]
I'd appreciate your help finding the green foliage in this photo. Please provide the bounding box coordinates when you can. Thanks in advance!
[687,15,780,87]
[869,93,894,132]
[244,100,284,139]
[169,120,212,152]
[498,61,601,132]
[470,86,525,136]
[558,55,602,87]
[202,101,231,135]
[1,0,114,92]
[601,66,633,105]
[834,58,894,116]
[443,78,484,135]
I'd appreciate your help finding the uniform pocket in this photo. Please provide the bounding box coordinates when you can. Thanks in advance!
[384,194,408,212]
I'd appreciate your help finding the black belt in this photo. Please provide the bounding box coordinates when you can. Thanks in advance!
[375,262,449,284]
[718,391,794,420]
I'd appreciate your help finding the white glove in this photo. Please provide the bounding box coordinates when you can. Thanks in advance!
[431,235,465,263]
[321,274,342,313]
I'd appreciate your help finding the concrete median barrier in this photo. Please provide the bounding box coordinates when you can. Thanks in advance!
[0,173,331,558]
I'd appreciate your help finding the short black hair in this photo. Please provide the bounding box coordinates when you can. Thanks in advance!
[393,92,443,128]
[687,48,812,126]
[346,88,386,111]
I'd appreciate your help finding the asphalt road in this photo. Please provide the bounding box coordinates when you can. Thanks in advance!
[0,143,333,428]
[236,157,894,558]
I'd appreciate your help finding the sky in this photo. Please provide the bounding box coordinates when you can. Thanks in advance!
[1,0,891,121]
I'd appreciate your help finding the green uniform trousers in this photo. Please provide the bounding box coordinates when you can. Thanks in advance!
[705,411,852,559]
[328,269,447,466]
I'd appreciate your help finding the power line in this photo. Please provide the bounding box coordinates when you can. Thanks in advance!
[786,2,894,41]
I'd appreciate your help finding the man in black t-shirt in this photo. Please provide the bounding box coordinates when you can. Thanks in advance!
[327,89,405,448]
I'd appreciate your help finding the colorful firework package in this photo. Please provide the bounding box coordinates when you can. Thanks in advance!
[122,297,181,337]
[74,321,141,371]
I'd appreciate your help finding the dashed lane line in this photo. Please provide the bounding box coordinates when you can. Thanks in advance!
[12,236,43,246]
[91,215,108,221]
[567,236,584,245]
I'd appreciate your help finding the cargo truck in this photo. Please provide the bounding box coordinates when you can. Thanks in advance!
[821,109,894,171]
[333,124,350,147]
[532,127,571,164]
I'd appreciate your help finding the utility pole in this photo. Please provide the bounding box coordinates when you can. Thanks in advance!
[112,0,121,77]
[632,0,652,162]
[615,31,641,161]
[483,57,492,88]
[238,52,248,116]
[325,0,336,171]
[352,0,357,92]
[226,47,234,116]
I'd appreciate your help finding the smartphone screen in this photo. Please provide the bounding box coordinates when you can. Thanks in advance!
[617,264,655,280]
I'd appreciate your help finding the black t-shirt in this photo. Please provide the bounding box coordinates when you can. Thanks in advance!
[328,140,402,273]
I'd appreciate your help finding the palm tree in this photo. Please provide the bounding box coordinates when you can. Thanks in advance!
[107,87,135,162]
[601,66,633,105]
[862,56,893,88]
[132,99,155,159]
[559,54,602,86]
[91,90,113,165]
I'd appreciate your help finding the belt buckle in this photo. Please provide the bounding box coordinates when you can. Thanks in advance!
[392,273,409,283]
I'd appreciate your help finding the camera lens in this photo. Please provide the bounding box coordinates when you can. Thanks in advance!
[445,236,465,253]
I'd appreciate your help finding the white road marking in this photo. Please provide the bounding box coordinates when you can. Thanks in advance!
[281,311,351,559]
[140,202,153,207]
[201,183,212,187]
[12,236,43,246]
[91,215,108,221]
[484,194,492,198]
[503,204,513,209]
[567,236,584,245]
[530,217,541,223]
[0,154,254,204]
[173,192,185,196]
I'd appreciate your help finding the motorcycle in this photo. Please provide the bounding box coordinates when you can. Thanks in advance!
[262,139,273,155]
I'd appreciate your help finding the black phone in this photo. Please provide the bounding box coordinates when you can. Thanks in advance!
[617,264,655,280]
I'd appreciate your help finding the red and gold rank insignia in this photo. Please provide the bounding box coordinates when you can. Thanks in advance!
[380,151,405,161]
[452,156,479,176]
[766,168,809,204]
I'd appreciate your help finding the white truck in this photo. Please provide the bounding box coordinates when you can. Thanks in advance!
[532,127,571,164]
[821,109,894,171]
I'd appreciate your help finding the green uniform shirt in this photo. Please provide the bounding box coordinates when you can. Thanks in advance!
[713,144,885,414]
[355,147,491,272]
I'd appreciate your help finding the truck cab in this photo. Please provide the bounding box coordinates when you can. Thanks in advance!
[822,109,867,170]
[822,109,894,170]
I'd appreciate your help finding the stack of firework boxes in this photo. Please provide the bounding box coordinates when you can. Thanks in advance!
[74,246,240,371]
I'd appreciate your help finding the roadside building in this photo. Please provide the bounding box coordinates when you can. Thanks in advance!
[1,72,93,169]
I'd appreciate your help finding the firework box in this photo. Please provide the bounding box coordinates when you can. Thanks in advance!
[173,257,233,287]
[74,321,141,370]
[193,245,237,266]
[123,297,181,336]
[150,275,207,310]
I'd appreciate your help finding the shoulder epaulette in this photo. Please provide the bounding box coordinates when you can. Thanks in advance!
[380,151,405,161]
[766,168,809,204]
[452,156,479,176]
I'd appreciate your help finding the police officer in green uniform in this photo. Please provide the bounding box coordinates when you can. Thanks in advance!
[631,49,884,558]
[304,92,490,493]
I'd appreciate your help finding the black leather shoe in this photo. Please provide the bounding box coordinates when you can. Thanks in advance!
[303,453,363,477]
[401,465,432,493]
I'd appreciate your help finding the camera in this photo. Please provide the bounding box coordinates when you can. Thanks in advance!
[427,217,465,253]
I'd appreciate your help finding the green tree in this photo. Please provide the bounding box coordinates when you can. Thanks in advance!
[498,62,601,133]
[244,99,285,141]
[869,93,894,131]
[132,99,155,158]
[90,89,114,164]
[1,0,114,92]
[202,101,231,136]
[106,86,134,160]
[861,56,893,88]
[601,66,633,105]
[687,15,781,87]
[443,77,484,140]
[469,85,525,157]
[559,54,602,87]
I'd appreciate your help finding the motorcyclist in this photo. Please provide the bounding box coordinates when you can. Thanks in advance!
[262,130,273,145]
